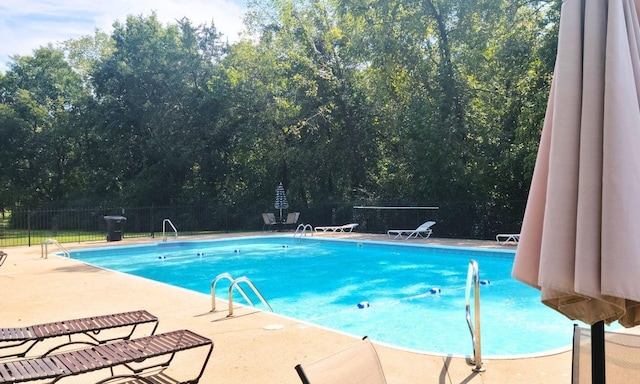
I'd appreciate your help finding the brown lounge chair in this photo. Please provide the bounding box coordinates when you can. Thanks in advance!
[0,329,213,384]
[0,251,6,267]
[295,336,387,384]
[0,310,158,359]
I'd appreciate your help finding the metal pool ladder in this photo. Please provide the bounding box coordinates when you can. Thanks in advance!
[211,273,273,316]
[293,224,314,239]
[162,218,178,242]
[465,259,484,372]
[41,238,70,259]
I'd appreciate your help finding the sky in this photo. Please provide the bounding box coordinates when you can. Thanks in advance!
[0,0,248,73]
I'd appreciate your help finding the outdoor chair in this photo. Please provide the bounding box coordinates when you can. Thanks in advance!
[0,310,158,359]
[262,213,277,231]
[295,336,387,384]
[314,224,359,233]
[386,221,436,240]
[495,233,520,245]
[0,329,213,384]
[0,251,6,267]
[284,212,300,230]
[572,325,640,383]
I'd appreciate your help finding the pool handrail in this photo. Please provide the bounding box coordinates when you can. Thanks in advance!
[41,238,70,259]
[465,259,484,372]
[211,273,252,312]
[293,224,314,239]
[162,218,178,242]
[228,276,273,316]
[210,273,273,316]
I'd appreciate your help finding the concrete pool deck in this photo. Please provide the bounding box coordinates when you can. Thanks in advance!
[0,233,574,383]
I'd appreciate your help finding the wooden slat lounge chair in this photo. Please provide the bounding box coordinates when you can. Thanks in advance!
[0,329,213,384]
[0,310,159,359]
[295,336,387,384]
[0,251,6,267]
[314,224,359,233]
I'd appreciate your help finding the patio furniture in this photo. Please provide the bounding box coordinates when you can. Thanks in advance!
[0,329,213,384]
[495,234,520,245]
[284,212,300,230]
[314,224,359,233]
[295,336,387,384]
[386,221,436,240]
[572,325,640,383]
[262,213,277,231]
[0,310,158,359]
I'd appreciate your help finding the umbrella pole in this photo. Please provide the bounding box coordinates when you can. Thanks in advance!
[592,320,605,384]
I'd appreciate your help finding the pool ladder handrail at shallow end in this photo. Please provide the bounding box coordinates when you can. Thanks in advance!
[210,273,273,316]
[41,238,70,259]
[465,259,484,372]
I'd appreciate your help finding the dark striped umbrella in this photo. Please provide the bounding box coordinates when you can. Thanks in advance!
[274,182,289,221]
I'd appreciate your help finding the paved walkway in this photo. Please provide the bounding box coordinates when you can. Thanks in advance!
[0,233,572,383]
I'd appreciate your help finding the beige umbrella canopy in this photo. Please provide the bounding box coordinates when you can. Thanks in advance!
[512,0,640,382]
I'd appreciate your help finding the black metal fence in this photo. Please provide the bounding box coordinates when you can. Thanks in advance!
[0,201,525,247]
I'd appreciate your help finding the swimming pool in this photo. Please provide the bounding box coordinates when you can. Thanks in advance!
[70,236,594,357]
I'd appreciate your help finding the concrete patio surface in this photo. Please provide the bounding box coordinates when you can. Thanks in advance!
[0,233,573,383]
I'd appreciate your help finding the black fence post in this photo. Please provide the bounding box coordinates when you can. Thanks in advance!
[28,209,31,247]
[151,205,155,238]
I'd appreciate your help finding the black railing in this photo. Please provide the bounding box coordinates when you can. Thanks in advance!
[0,201,525,247]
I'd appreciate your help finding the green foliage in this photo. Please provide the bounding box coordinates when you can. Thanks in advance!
[89,13,227,205]
[0,47,85,207]
[0,0,560,231]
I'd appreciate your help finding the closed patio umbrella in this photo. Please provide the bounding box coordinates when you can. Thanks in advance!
[512,1,640,383]
[274,182,289,222]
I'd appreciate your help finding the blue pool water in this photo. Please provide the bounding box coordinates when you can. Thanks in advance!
[70,237,595,357]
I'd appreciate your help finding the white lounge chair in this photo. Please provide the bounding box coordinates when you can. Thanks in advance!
[314,223,359,233]
[387,221,436,240]
[495,233,520,245]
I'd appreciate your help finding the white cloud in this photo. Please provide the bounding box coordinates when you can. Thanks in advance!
[0,0,247,73]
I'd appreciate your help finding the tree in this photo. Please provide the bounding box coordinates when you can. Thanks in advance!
[91,14,226,205]
[0,2,559,234]
[239,0,386,207]
[0,46,85,207]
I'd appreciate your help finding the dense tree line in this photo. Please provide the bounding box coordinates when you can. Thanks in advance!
[0,0,559,227]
